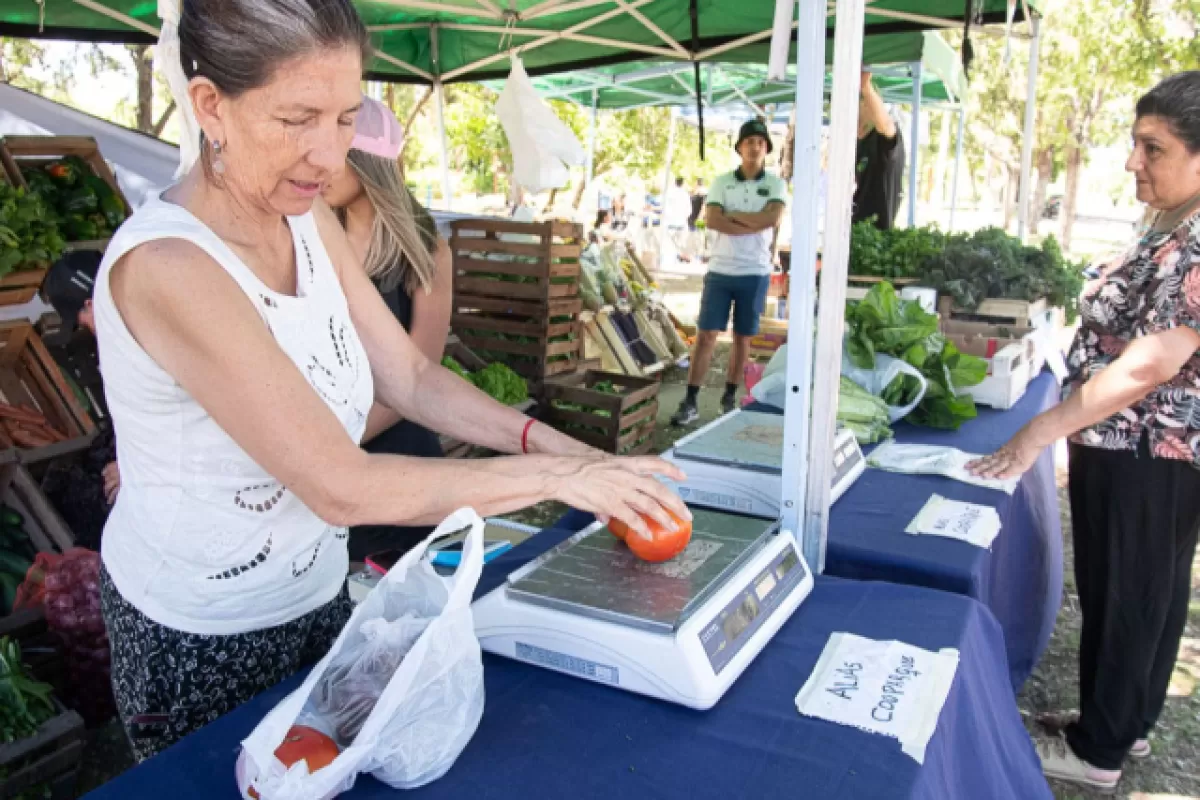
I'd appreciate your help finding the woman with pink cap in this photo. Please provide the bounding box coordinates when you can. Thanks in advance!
[323,97,452,563]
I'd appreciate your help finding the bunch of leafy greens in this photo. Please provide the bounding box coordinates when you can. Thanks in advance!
[848,222,1086,322]
[0,636,56,743]
[920,228,1085,322]
[0,184,66,277]
[837,376,893,444]
[849,219,948,280]
[441,357,529,405]
[846,282,988,430]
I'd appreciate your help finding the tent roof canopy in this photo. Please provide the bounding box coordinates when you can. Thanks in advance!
[517,30,966,113]
[0,0,1035,85]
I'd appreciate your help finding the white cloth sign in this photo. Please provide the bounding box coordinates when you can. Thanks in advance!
[867,442,1020,495]
[795,633,960,764]
[905,495,1003,549]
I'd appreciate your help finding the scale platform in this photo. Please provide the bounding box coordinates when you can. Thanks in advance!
[473,507,813,709]
[661,410,865,517]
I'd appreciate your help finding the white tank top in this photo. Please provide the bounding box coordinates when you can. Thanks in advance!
[94,196,374,635]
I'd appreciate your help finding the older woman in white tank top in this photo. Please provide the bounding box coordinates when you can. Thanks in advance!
[97,0,688,760]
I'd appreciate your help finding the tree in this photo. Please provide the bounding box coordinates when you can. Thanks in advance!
[128,45,154,133]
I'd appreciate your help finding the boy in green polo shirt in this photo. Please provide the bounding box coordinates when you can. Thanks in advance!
[672,118,788,426]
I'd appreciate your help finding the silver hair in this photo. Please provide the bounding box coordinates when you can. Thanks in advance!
[178,0,369,97]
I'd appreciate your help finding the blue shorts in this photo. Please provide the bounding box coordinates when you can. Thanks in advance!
[697,272,770,336]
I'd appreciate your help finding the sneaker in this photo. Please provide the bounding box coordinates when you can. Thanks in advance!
[721,392,738,414]
[1036,711,1150,760]
[1035,736,1121,791]
[671,402,699,427]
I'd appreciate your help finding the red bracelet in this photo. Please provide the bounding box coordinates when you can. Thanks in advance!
[521,419,536,454]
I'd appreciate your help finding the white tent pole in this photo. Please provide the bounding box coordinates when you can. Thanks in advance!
[932,108,952,217]
[796,0,867,571]
[586,88,599,203]
[907,60,922,227]
[779,0,823,569]
[662,107,681,211]
[1016,14,1041,240]
[949,107,966,230]
[431,24,453,210]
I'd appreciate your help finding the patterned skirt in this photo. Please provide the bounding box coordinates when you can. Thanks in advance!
[100,565,353,761]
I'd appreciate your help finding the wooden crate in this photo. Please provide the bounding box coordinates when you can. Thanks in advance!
[0,700,85,800]
[0,458,74,555]
[438,335,535,458]
[845,275,919,302]
[0,322,96,464]
[541,370,660,455]
[449,219,585,383]
[0,269,48,308]
[0,609,68,700]
[0,136,129,212]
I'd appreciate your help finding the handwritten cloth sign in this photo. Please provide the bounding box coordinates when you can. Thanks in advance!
[867,442,1019,495]
[905,495,1003,549]
[794,633,960,764]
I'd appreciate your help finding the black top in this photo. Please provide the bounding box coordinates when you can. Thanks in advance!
[852,128,906,230]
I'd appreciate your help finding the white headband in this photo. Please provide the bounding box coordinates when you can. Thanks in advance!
[158,0,202,179]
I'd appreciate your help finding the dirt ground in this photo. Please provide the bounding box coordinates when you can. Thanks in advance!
[74,344,1200,799]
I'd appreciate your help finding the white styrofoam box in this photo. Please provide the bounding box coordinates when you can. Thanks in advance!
[900,286,938,314]
[964,338,1034,410]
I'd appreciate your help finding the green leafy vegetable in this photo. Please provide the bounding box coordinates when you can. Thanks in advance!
[470,362,528,405]
[0,637,56,744]
[441,356,472,381]
[837,376,893,444]
[0,184,66,277]
[846,282,988,430]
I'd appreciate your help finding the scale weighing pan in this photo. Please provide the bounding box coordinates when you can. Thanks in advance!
[662,410,865,517]
[473,507,814,709]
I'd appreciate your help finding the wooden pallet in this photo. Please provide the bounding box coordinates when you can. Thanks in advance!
[0,322,96,464]
[541,370,660,455]
[449,219,585,384]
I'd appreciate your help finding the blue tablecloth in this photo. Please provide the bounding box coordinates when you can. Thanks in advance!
[559,371,1064,689]
[87,526,1051,800]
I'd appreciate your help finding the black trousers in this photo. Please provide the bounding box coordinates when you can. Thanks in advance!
[1065,441,1200,770]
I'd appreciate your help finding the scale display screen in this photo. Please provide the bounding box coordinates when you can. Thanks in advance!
[700,546,807,675]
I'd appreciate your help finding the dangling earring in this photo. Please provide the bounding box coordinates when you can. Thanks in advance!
[212,139,226,175]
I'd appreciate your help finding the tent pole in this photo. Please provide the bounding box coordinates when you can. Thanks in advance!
[949,106,966,230]
[907,60,922,227]
[661,108,678,250]
[1017,14,1041,240]
[431,23,453,211]
[587,88,598,191]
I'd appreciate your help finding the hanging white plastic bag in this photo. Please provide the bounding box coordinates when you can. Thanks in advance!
[841,352,928,423]
[495,56,585,192]
[236,508,488,799]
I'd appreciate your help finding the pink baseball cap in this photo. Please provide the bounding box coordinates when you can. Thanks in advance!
[351,96,404,160]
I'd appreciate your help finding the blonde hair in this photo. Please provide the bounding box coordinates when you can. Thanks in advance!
[344,149,437,296]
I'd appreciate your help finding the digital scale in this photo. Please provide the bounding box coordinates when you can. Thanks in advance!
[661,410,866,518]
[472,507,813,709]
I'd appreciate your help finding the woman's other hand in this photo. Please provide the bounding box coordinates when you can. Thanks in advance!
[966,428,1042,480]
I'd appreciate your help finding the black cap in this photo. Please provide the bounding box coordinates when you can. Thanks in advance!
[43,250,101,336]
[735,118,773,154]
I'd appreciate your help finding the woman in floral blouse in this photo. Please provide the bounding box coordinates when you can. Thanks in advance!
[971,72,1200,792]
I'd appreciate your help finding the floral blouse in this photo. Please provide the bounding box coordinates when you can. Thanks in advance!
[1066,210,1200,461]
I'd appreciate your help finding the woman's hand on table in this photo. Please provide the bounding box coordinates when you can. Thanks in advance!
[546,455,691,541]
[966,426,1043,480]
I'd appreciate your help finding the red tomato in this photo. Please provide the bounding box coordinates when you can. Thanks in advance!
[624,510,693,563]
[246,725,340,798]
[608,519,630,541]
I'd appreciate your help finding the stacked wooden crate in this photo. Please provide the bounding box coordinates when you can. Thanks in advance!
[541,370,659,455]
[449,219,584,389]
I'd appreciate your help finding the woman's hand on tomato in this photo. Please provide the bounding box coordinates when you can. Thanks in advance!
[548,455,690,542]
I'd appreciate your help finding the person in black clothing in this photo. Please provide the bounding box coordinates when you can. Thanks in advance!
[40,251,118,550]
[688,177,707,230]
[321,96,453,562]
[854,70,906,230]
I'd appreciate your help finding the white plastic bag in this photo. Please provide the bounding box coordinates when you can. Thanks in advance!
[495,57,585,192]
[841,352,928,423]
[236,508,487,799]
